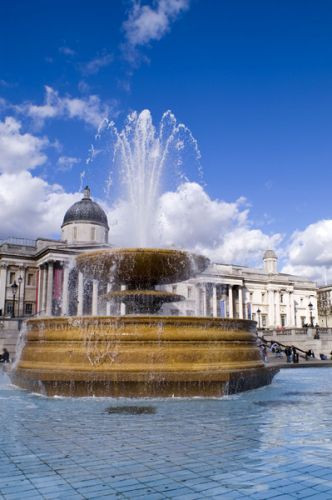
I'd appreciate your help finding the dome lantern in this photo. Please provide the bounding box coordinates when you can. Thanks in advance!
[263,249,278,274]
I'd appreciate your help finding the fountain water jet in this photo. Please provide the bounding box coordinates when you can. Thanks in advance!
[10,110,278,396]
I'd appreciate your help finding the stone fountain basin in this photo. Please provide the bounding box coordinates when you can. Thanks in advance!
[76,248,209,286]
[11,316,278,397]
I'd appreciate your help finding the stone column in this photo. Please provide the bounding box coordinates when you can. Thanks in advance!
[275,291,280,327]
[37,266,43,314]
[228,285,233,318]
[212,284,218,317]
[0,263,7,316]
[268,289,274,327]
[77,271,84,316]
[92,280,98,316]
[62,263,69,316]
[195,285,201,316]
[289,291,295,327]
[201,284,207,317]
[120,285,126,316]
[41,265,47,314]
[46,261,54,316]
[106,283,111,315]
[238,286,243,319]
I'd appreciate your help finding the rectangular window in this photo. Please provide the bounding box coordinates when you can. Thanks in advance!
[25,303,33,315]
[261,314,267,327]
[8,272,15,284]
[73,227,77,240]
[172,285,177,293]
[27,273,35,286]
[280,294,284,303]
[170,309,179,316]
[187,286,192,299]
[301,316,306,327]
[280,314,286,327]
[262,293,265,303]
[5,302,13,315]
[91,227,96,241]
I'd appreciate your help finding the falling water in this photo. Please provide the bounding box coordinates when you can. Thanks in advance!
[87,110,201,247]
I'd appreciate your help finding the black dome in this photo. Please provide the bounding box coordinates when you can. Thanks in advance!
[62,187,109,228]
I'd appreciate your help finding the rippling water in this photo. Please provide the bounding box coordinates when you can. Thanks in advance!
[0,368,332,498]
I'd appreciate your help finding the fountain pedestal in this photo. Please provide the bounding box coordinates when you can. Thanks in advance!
[11,316,277,397]
[11,248,278,396]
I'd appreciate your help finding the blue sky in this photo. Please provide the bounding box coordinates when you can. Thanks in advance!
[1,0,332,281]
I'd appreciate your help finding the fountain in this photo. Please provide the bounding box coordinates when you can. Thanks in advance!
[10,110,278,396]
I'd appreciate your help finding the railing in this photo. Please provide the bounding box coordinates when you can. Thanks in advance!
[257,335,307,359]
[0,237,36,247]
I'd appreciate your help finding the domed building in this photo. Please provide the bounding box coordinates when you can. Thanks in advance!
[0,187,321,356]
[61,186,109,244]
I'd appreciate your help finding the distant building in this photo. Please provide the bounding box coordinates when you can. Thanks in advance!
[0,188,318,330]
[161,250,318,329]
[317,285,332,327]
[0,187,110,319]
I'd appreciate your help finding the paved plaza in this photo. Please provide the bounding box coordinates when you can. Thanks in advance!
[0,368,332,499]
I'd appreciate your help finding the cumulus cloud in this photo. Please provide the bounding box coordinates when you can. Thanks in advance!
[123,0,189,61]
[282,219,332,282]
[81,53,113,75]
[107,182,282,266]
[16,86,110,129]
[0,171,81,239]
[0,116,48,173]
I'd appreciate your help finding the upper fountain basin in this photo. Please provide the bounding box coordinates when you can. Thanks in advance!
[76,248,209,287]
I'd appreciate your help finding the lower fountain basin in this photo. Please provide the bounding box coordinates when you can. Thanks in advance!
[11,316,278,397]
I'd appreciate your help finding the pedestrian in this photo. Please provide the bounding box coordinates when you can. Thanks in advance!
[260,344,268,362]
[285,346,292,363]
[0,348,10,363]
[292,346,299,364]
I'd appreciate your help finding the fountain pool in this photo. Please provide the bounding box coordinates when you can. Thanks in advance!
[1,368,332,498]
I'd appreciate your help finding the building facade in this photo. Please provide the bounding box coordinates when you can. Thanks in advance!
[317,285,332,327]
[0,189,318,330]
[161,250,318,329]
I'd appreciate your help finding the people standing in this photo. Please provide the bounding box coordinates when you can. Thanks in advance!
[285,346,292,363]
[292,346,299,363]
[0,348,10,363]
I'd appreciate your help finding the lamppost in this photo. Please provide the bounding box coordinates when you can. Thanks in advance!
[308,301,314,327]
[11,281,18,318]
[257,308,261,329]
[18,275,23,317]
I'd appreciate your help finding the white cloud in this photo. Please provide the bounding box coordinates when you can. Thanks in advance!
[82,53,113,75]
[0,117,48,174]
[123,0,189,61]
[17,86,110,129]
[282,219,332,282]
[0,171,81,239]
[57,155,80,171]
[107,182,282,266]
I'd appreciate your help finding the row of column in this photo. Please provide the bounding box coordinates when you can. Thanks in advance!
[38,263,110,317]
[198,284,298,325]
[199,283,245,319]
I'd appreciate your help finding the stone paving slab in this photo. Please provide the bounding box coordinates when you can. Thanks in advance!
[0,368,332,499]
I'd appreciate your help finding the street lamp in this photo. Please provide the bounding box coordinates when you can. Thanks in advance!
[257,308,261,329]
[308,301,314,327]
[18,275,23,317]
[11,281,18,318]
